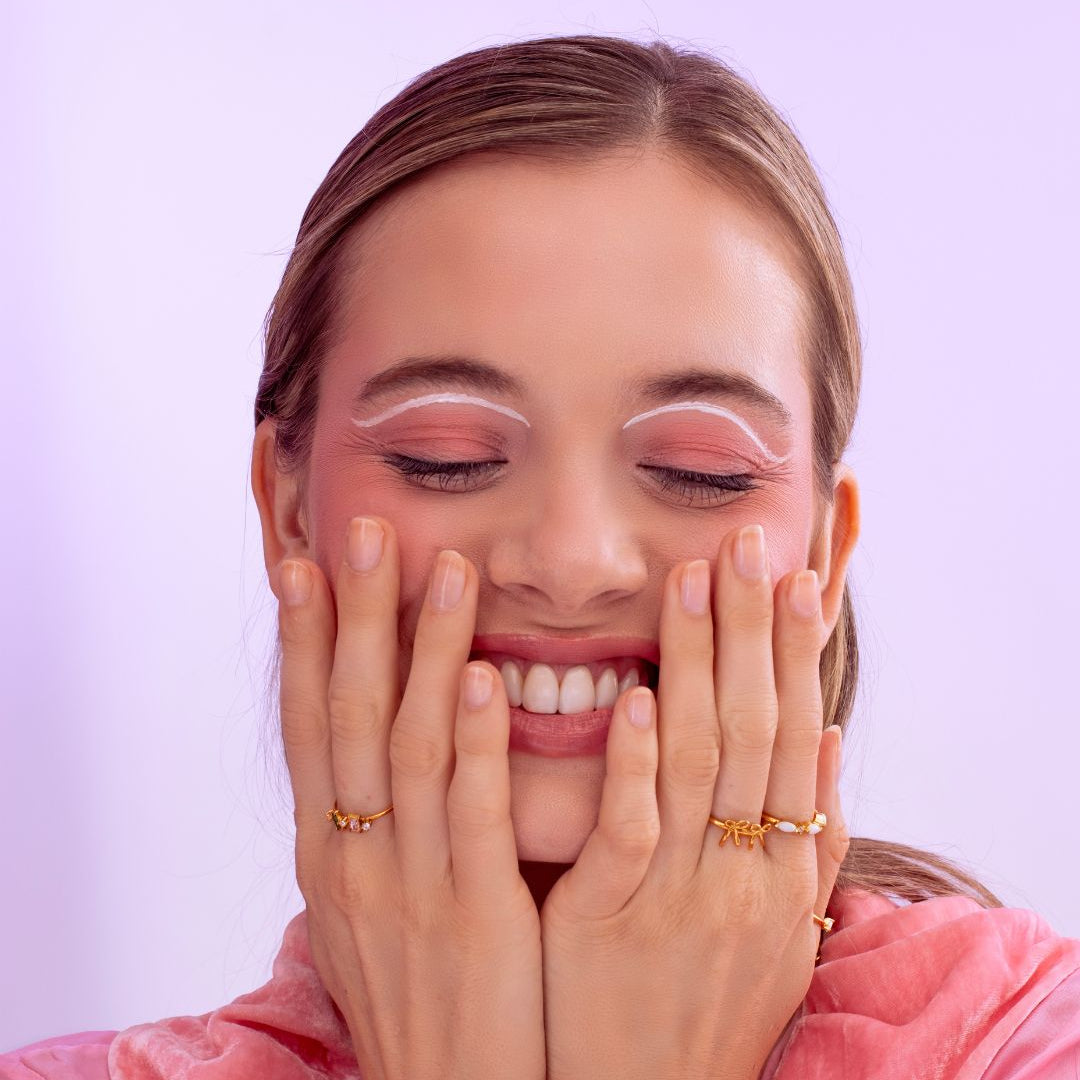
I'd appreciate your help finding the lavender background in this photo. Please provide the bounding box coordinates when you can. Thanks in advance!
[3,0,1078,1050]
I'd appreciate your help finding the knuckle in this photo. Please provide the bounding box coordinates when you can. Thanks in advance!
[389,723,447,782]
[726,602,773,634]
[327,685,381,743]
[828,818,852,864]
[722,704,778,753]
[337,586,390,627]
[772,720,822,760]
[667,636,714,668]
[666,734,720,786]
[611,744,659,780]
[326,864,369,910]
[454,718,498,760]
[280,701,329,753]
[446,794,506,839]
[780,628,825,662]
[600,819,660,861]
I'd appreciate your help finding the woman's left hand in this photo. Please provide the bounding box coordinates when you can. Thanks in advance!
[540,523,851,1080]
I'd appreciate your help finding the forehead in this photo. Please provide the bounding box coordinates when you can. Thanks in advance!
[328,149,809,413]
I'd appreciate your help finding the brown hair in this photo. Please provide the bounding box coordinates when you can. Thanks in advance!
[254,33,1003,909]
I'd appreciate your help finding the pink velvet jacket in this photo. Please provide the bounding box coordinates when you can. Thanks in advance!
[4,889,1079,1079]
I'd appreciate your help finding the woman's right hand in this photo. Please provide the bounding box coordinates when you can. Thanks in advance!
[271,516,545,1080]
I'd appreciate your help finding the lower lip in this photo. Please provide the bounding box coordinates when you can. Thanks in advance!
[508,705,614,757]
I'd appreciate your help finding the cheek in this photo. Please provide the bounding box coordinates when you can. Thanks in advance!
[761,472,819,582]
[306,466,481,626]
[650,491,814,582]
[306,470,423,595]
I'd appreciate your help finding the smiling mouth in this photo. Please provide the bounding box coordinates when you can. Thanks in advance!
[468,650,659,716]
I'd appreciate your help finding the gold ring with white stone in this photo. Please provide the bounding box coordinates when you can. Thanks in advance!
[760,810,827,835]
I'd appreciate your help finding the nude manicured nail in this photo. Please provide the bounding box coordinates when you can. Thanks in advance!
[735,524,767,580]
[430,550,466,610]
[346,517,384,572]
[627,688,654,728]
[680,560,710,614]
[281,560,312,606]
[791,570,819,618]
[465,665,493,708]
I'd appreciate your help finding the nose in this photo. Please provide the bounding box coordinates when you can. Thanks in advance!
[484,463,649,616]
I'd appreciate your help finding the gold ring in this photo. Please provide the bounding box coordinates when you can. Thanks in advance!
[326,802,394,832]
[707,817,772,849]
[761,810,827,835]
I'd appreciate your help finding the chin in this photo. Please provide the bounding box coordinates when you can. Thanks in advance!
[507,749,607,862]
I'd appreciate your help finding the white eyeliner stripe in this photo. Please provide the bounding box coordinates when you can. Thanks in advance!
[622,402,790,463]
[352,393,531,428]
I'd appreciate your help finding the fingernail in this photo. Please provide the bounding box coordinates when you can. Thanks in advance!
[735,524,767,580]
[430,550,466,610]
[828,724,843,774]
[627,688,654,728]
[346,517,384,573]
[464,665,493,709]
[680,560,710,614]
[281,560,312,606]
[791,570,820,618]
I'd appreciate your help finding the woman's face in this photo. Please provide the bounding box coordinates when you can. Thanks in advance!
[262,149,857,863]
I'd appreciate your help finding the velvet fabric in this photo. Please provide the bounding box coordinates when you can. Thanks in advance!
[4,889,1079,1079]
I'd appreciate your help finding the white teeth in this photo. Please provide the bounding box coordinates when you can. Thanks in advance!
[557,665,596,714]
[595,667,618,709]
[500,661,523,707]
[499,659,647,714]
[521,662,559,713]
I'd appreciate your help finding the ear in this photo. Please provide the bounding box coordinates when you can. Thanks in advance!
[807,463,860,638]
[251,418,312,594]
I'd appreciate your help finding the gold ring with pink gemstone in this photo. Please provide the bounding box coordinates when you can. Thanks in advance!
[326,802,394,833]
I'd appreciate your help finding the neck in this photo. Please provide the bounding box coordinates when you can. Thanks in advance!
[519,860,573,911]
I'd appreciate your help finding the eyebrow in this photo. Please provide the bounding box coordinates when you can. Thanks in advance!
[352,354,793,428]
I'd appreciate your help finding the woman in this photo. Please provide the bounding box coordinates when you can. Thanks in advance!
[6,33,1079,1080]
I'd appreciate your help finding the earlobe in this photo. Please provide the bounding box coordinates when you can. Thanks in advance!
[813,464,861,636]
[250,419,310,577]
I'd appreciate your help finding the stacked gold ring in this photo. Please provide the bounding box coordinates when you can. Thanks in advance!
[707,810,827,851]
[708,809,834,946]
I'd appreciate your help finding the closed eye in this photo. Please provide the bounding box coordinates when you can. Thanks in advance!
[639,465,759,507]
[382,453,760,507]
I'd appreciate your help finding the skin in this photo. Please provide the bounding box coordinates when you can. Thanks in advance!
[252,147,861,1074]
[254,146,858,869]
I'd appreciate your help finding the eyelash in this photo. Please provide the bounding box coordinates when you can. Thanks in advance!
[382,454,760,507]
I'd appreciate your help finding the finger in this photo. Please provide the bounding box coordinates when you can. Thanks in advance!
[712,524,778,823]
[553,687,660,920]
[653,559,720,882]
[760,568,826,858]
[447,662,518,913]
[275,557,336,837]
[391,550,479,887]
[814,725,850,939]
[328,517,400,822]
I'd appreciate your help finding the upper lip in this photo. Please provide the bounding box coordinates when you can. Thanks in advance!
[470,634,661,666]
